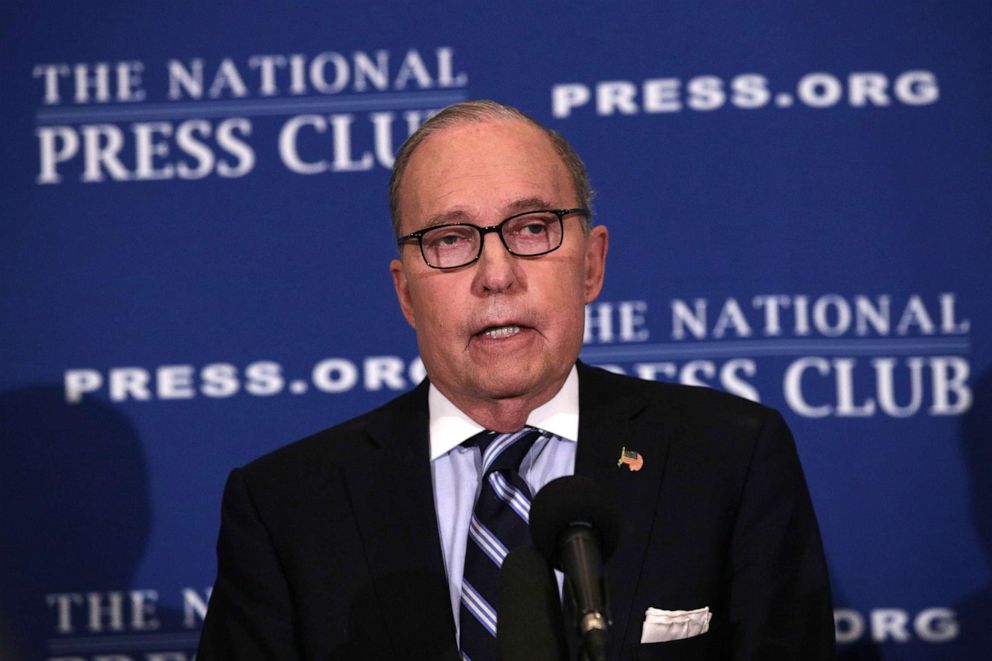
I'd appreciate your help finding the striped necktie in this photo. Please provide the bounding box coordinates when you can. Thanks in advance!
[458,427,545,661]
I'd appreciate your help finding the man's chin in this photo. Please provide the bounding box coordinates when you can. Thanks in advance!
[464,376,529,401]
[426,351,570,407]
[464,364,560,403]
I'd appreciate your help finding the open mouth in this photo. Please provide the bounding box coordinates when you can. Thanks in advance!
[479,324,522,339]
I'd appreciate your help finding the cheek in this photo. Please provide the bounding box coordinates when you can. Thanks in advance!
[547,280,588,333]
[410,280,461,336]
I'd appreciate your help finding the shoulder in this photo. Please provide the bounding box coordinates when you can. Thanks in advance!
[236,381,428,490]
[578,361,778,439]
[578,364,805,505]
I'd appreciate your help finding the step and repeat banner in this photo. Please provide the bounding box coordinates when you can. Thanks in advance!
[2,2,989,659]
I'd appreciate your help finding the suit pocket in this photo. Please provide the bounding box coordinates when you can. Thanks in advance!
[633,631,716,660]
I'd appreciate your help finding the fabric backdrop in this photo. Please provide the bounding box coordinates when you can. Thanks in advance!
[2,2,989,659]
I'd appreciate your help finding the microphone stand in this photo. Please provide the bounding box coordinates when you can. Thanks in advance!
[560,527,611,661]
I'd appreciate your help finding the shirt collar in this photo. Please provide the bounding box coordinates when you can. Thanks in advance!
[428,365,579,460]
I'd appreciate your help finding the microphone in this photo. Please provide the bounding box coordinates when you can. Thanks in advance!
[530,476,621,661]
[496,546,568,661]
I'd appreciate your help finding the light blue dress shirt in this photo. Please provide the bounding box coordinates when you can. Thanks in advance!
[428,366,579,641]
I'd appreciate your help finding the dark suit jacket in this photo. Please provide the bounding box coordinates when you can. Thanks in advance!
[198,363,835,660]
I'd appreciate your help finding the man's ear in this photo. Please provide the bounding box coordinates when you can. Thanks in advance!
[583,225,609,303]
[390,258,417,328]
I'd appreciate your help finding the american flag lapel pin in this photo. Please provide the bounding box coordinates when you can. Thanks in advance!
[617,446,644,472]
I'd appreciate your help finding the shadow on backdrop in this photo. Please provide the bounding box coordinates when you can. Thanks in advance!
[928,366,992,659]
[0,386,151,660]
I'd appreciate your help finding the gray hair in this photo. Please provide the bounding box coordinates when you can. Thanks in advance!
[388,99,594,237]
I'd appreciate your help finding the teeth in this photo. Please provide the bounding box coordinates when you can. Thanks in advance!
[482,325,521,338]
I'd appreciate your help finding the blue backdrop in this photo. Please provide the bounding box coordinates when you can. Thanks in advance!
[2,2,989,659]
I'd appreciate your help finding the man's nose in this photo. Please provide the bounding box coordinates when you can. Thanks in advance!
[472,230,519,293]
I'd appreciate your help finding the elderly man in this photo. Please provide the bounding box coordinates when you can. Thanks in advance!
[198,100,835,660]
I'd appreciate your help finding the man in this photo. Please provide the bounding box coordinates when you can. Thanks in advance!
[198,100,835,660]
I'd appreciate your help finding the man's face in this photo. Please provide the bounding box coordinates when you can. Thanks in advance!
[390,119,608,413]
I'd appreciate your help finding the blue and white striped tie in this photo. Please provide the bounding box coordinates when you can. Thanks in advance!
[458,427,545,661]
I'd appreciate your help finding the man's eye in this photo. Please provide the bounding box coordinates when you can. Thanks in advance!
[426,229,472,249]
[508,216,553,237]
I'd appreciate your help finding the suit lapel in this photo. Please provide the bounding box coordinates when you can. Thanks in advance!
[574,363,677,657]
[344,381,460,661]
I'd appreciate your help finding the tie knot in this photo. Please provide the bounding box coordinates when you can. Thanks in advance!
[466,427,545,477]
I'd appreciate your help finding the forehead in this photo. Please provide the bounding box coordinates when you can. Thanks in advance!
[397,119,575,231]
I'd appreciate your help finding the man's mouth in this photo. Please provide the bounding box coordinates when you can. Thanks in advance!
[480,324,522,339]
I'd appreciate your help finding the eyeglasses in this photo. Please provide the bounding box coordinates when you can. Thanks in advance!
[397,208,590,270]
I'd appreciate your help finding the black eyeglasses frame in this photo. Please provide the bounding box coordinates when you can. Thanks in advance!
[396,208,590,270]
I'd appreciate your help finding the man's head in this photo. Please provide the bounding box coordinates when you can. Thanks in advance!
[389,100,608,429]
[389,100,595,237]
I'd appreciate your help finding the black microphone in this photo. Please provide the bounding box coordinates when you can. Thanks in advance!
[530,476,621,661]
[496,546,568,661]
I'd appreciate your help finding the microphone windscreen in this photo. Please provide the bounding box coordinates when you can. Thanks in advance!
[529,476,622,568]
[497,546,568,661]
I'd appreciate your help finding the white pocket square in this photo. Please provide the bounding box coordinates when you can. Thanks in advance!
[640,606,712,643]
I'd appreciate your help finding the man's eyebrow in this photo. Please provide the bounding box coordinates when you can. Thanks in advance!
[423,209,472,228]
[420,198,558,229]
[505,197,556,214]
